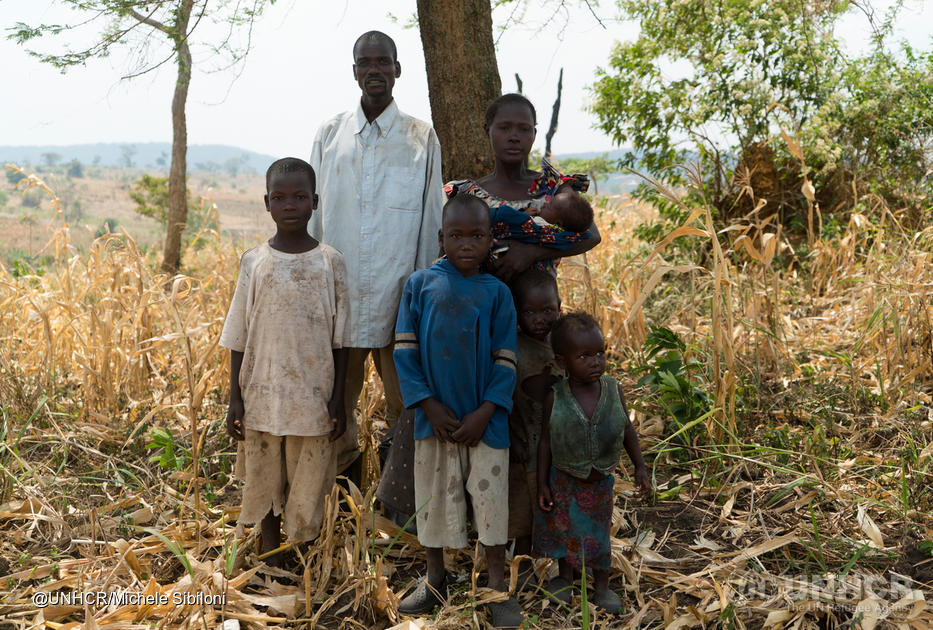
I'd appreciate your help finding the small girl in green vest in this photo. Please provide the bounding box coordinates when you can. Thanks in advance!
[535,312,651,613]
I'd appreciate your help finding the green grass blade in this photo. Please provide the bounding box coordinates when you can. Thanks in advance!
[144,527,194,578]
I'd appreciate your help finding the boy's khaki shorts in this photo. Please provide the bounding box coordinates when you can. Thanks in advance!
[413,437,509,549]
[235,429,336,542]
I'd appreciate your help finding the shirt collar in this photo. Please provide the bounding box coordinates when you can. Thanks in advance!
[436,258,488,280]
[354,99,399,137]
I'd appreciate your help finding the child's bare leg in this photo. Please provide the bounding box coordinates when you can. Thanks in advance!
[486,544,507,591]
[558,558,573,583]
[591,567,622,612]
[485,543,525,627]
[593,568,610,596]
[514,535,531,557]
[426,546,446,588]
[514,535,533,583]
[260,509,282,566]
[398,547,447,614]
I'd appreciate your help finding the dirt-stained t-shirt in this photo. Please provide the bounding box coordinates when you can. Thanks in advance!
[220,242,349,437]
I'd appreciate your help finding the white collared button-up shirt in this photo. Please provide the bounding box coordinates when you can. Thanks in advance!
[309,100,445,349]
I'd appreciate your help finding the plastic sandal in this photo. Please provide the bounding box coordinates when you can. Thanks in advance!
[592,587,623,613]
[544,576,574,604]
[398,574,447,614]
[487,596,524,628]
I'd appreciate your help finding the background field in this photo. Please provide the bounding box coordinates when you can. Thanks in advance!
[0,162,931,629]
[0,166,269,266]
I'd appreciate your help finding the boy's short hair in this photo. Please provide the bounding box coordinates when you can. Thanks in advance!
[443,193,490,225]
[266,158,316,193]
[353,30,397,61]
[510,269,559,306]
[484,93,537,129]
[550,311,601,356]
[555,192,594,233]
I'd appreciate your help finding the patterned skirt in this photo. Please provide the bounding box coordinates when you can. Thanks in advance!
[533,466,614,572]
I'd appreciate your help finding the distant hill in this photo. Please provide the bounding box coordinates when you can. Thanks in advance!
[555,149,629,161]
[0,143,276,174]
[1,143,642,194]
[553,148,639,195]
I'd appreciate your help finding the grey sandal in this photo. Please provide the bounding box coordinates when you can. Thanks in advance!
[516,567,539,592]
[592,587,623,613]
[398,574,447,614]
[544,576,574,604]
[487,596,524,628]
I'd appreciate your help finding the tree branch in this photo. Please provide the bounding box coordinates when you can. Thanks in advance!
[124,6,172,35]
[581,0,606,29]
[120,49,176,80]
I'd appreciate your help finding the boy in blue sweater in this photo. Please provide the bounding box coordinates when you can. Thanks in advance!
[394,194,523,627]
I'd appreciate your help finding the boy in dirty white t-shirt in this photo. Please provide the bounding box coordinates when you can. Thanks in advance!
[220,157,349,564]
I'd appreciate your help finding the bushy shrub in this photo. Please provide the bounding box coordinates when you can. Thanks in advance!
[6,170,26,186]
[67,159,84,178]
[590,0,932,233]
[21,189,44,208]
[95,217,119,238]
[129,174,217,250]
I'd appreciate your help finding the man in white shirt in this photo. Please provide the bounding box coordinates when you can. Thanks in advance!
[309,30,445,483]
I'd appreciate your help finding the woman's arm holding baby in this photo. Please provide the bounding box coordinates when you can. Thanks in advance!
[492,221,601,282]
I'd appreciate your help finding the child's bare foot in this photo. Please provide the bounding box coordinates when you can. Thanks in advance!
[261,546,285,569]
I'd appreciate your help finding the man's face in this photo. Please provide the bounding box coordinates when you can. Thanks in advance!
[353,38,400,99]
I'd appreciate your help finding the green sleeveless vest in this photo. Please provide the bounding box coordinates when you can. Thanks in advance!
[549,375,628,478]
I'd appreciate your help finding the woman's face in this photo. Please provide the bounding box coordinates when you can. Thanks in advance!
[487,102,536,165]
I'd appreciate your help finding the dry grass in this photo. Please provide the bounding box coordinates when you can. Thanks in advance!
[1,163,932,629]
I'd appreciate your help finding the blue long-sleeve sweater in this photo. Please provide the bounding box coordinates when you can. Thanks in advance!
[393,259,517,448]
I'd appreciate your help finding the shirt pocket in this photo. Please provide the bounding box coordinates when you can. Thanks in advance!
[385,165,425,212]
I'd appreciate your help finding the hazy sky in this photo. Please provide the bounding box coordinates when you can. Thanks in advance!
[1,0,929,159]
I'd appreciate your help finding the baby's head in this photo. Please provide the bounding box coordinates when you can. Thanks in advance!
[550,312,606,383]
[538,190,593,233]
[511,269,560,342]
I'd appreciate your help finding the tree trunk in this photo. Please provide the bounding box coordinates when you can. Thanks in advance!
[416,0,501,182]
[161,0,194,274]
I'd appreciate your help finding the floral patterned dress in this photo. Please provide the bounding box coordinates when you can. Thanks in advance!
[444,158,590,273]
